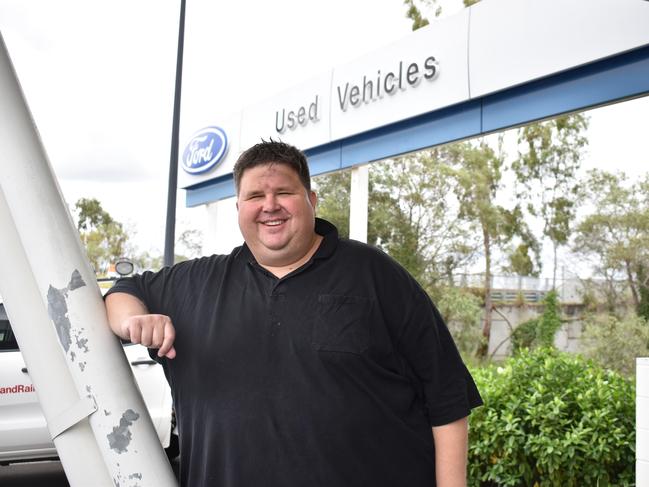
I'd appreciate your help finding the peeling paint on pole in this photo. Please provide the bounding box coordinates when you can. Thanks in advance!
[47,285,73,351]
[113,472,144,487]
[76,334,90,352]
[68,269,85,290]
[107,409,141,454]
[47,270,87,354]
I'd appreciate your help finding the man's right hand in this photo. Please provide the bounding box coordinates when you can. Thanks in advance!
[121,314,176,359]
[105,292,177,359]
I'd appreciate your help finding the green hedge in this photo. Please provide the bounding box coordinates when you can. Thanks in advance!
[468,349,635,486]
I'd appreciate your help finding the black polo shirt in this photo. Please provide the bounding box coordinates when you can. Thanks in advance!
[107,219,482,487]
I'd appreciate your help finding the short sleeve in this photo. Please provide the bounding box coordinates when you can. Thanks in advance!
[396,289,482,427]
[104,266,176,316]
[104,256,219,317]
[104,256,225,366]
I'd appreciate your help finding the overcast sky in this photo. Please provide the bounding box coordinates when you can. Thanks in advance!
[0,0,420,255]
[0,0,647,271]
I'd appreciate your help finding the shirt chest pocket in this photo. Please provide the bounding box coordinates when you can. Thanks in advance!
[312,294,373,354]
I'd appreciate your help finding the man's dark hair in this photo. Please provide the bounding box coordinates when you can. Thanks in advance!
[233,140,311,193]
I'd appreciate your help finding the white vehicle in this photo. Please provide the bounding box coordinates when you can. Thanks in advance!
[0,302,177,465]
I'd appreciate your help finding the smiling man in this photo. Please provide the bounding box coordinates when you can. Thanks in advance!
[235,161,322,277]
[104,140,482,487]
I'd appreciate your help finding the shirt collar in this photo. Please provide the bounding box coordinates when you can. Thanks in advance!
[236,217,338,265]
[312,218,338,260]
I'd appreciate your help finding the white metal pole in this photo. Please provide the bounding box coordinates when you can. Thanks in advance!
[349,164,369,243]
[638,357,649,485]
[0,31,177,486]
[0,187,113,487]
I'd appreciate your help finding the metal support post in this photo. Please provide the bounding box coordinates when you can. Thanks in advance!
[0,31,177,486]
[638,358,649,484]
[349,164,369,243]
[0,187,113,486]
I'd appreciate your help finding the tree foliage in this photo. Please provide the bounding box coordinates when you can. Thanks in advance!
[514,114,589,286]
[443,138,538,357]
[581,313,649,377]
[316,151,478,294]
[314,170,351,239]
[370,150,478,292]
[503,243,538,277]
[75,197,127,275]
[177,228,204,260]
[573,170,649,314]
[436,286,483,360]
[403,0,441,30]
[511,290,563,353]
[74,197,198,274]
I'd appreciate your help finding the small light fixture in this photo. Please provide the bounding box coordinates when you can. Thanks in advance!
[115,258,134,277]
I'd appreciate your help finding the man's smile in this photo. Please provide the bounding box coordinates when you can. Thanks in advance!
[260,218,288,227]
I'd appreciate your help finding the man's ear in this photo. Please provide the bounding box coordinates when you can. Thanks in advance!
[309,191,317,209]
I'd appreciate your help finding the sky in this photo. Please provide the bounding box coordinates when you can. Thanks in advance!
[0,0,421,256]
[0,0,647,273]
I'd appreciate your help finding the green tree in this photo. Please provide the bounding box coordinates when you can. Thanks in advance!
[513,114,589,287]
[177,228,203,260]
[370,150,477,293]
[637,263,649,321]
[444,138,537,358]
[581,313,649,377]
[316,150,478,295]
[402,0,482,30]
[573,170,649,314]
[436,286,482,360]
[314,170,351,238]
[504,243,538,276]
[403,0,441,30]
[74,197,128,275]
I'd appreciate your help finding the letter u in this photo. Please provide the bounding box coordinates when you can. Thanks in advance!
[275,109,286,133]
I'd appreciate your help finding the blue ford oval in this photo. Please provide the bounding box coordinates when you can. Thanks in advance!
[181,126,228,174]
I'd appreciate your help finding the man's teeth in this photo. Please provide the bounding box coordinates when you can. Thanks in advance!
[264,220,283,226]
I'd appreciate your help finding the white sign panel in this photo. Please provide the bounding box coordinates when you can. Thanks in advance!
[469,0,649,98]
[330,9,468,141]
[178,0,649,190]
[240,72,332,151]
[177,12,466,189]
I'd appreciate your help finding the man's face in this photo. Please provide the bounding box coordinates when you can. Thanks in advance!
[237,163,317,268]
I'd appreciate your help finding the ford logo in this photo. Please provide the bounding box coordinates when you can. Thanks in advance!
[181,126,228,174]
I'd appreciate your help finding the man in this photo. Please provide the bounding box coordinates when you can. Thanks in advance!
[105,140,482,487]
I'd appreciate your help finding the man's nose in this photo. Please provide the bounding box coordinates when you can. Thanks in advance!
[262,193,280,211]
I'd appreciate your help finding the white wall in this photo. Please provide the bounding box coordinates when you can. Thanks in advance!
[204,197,242,256]
[638,358,649,484]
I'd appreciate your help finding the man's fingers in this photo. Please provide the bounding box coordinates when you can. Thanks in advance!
[157,320,176,359]
[121,315,176,359]
[125,320,142,344]
[140,322,154,347]
[151,321,165,348]
[161,345,177,359]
